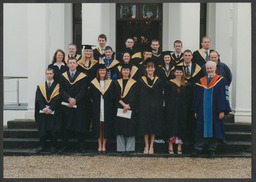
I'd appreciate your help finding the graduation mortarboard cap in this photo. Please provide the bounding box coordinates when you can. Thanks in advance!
[142,45,153,53]
[143,58,156,66]
[121,63,132,70]
[96,63,106,70]
[82,44,96,50]
[173,65,185,71]
[161,51,172,58]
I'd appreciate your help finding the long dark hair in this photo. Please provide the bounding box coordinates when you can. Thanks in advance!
[160,54,171,68]
[96,68,108,80]
[51,49,65,64]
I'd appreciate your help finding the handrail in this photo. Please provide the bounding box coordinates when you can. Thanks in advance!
[4,76,28,79]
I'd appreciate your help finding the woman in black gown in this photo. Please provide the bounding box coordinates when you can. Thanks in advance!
[137,58,163,154]
[115,64,137,154]
[48,49,68,83]
[165,66,187,155]
[89,63,116,153]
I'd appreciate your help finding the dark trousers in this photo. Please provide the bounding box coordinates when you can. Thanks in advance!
[40,132,57,148]
[61,130,85,149]
[194,137,218,152]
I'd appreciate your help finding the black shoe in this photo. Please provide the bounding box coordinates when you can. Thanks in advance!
[50,147,57,154]
[78,147,86,153]
[58,146,67,154]
[190,149,200,157]
[208,151,215,158]
[36,147,46,154]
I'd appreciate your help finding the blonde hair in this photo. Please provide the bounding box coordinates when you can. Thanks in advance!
[80,49,96,65]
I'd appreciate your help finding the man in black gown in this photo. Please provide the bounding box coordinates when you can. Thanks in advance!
[58,57,89,154]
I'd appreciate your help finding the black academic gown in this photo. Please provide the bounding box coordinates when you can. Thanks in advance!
[117,65,142,81]
[99,59,120,80]
[93,48,115,61]
[115,79,137,137]
[48,63,68,83]
[89,78,116,138]
[152,52,162,66]
[170,53,184,66]
[59,71,89,134]
[137,76,163,136]
[35,81,62,138]
[156,65,173,84]
[177,62,204,138]
[192,49,214,67]
[64,54,81,64]
[165,80,187,140]
[77,59,98,82]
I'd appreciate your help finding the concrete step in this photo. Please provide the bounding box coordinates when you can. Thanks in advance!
[3,138,251,154]
[225,123,251,132]
[3,149,251,158]
[225,131,251,141]
[7,119,37,129]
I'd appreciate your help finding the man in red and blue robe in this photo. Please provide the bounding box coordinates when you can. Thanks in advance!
[191,61,231,158]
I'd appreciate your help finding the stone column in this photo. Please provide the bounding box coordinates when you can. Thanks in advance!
[82,3,116,50]
[231,3,251,123]
[25,4,50,119]
[162,3,200,51]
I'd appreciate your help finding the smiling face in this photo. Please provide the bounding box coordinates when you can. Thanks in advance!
[209,52,219,65]
[99,68,107,78]
[164,55,171,65]
[121,68,130,78]
[122,53,131,64]
[84,49,92,58]
[56,51,64,62]
[206,62,216,77]
[145,63,155,76]
[174,69,183,79]
[105,49,113,59]
[68,45,77,56]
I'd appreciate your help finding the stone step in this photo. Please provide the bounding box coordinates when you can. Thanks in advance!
[224,123,251,132]
[3,138,251,154]
[3,129,251,142]
[7,119,37,129]
[3,148,251,158]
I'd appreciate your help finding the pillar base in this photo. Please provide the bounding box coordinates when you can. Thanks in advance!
[232,110,251,123]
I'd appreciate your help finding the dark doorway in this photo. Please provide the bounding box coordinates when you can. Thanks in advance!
[116,3,162,53]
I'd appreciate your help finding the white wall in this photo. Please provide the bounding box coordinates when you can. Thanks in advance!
[82,3,116,50]
[162,3,200,52]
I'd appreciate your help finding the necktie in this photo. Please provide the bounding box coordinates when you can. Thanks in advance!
[71,72,74,79]
[205,51,210,61]
[48,82,51,88]
[186,66,190,76]
[177,54,180,59]
[209,76,213,82]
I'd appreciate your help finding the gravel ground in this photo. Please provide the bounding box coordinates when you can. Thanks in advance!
[4,156,251,178]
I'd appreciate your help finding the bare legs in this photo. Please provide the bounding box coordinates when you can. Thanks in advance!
[98,121,106,152]
[144,134,155,154]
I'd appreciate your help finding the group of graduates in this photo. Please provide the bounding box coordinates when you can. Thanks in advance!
[35,34,232,158]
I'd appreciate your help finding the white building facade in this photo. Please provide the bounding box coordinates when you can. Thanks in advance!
[3,3,251,125]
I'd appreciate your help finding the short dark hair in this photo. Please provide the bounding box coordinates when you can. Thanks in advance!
[98,34,107,40]
[174,40,183,46]
[201,36,211,42]
[209,50,219,57]
[46,68,54,73]
[183,49,192,55]
[68,43,77,48]
[67,57,77,63]
[151,39,159,44]
[105,46,113,51]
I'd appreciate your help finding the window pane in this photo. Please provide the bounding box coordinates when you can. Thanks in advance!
[120,4,136,19]
[142,4,159,19]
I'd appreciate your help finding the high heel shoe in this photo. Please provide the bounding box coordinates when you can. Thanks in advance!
[148,148,154,154]
[143,147,148,154]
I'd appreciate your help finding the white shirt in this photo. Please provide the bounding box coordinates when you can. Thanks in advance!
[47,80,54,87]
[175,52,181,59]
[203,49,210,57]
